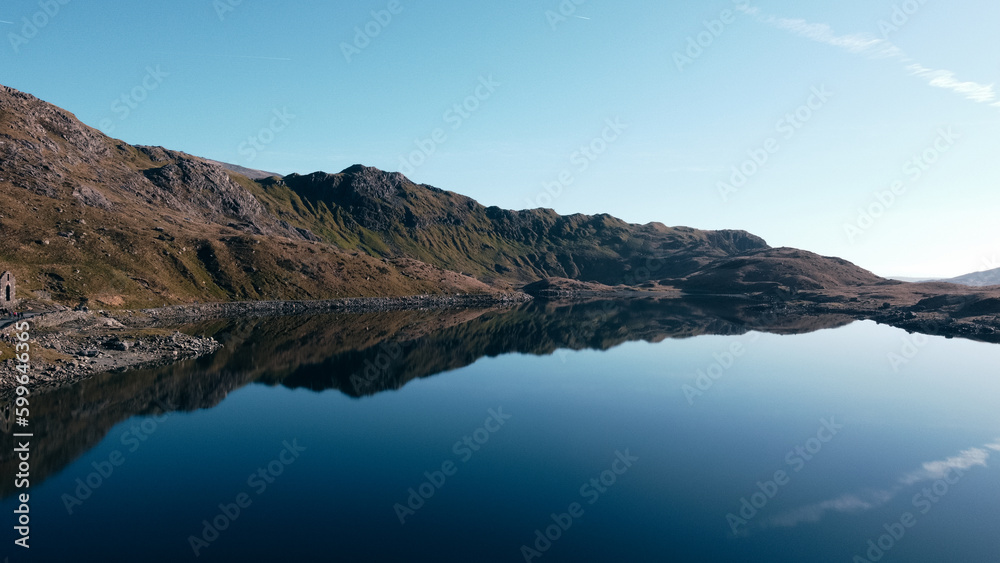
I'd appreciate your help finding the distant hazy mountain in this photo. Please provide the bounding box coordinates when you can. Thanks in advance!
[942,268,1000,287]
[204,159,280,180]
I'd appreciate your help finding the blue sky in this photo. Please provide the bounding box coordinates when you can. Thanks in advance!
[2,0,998,277]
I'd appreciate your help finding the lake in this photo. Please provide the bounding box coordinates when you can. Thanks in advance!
[3,299,999,562]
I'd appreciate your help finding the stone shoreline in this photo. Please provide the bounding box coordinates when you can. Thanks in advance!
[0,292,532,395]
[132,292,533,325]
[4,284,997,397]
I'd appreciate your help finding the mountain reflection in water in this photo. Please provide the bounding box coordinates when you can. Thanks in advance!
[1,297,857,498]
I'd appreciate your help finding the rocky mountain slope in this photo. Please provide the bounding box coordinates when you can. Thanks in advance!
[1,83,887,306]
[0,85,498,306]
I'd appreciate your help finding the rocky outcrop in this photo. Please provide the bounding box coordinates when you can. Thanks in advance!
[0,85,312,241]
[140,154,300,238]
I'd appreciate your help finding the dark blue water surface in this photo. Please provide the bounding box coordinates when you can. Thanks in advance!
[2,300,999,562]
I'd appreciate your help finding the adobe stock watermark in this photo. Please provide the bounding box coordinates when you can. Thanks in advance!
[187,439,306,557]
[717,85,834,203]
[349,340,405,394]
[544,0,588,31]
[519,449,639,562]
[213,0,244,21]
[673,1,751,72]
[886,294,979,372]
[681,337,752,405]
[726,417,844,536]
[843,127,958,244]
[524,117,628,209]
[62,400,175,515]
[888,331,934,373]
[97,66,169,135]
[237,107,296,163]
[396,75,500,176]
[553,257,666,364]
[877,0,930,39]
[980,253,1000,272]
[7,0,71,54]
[340,0,403,63]
[393,407,512,524]
[851,464,967,562]
[683,287,802,403]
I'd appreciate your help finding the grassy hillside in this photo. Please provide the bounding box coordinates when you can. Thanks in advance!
[0,85,491,307]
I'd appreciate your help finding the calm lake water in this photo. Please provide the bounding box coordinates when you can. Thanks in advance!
[3,299,999,562]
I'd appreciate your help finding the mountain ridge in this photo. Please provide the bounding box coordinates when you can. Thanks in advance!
[1,83,884,307]
[271,165,774,286]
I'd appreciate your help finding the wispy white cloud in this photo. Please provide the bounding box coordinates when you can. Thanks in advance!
[907,64,999,104]
[761,440,996,530]
[766,18,904,59]
[737,8,999,110]
[898,447,990,485]
[764,491,890,528]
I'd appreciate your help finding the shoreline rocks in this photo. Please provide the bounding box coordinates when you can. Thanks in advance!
[131,292,533,325]
[0,292,532,394]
